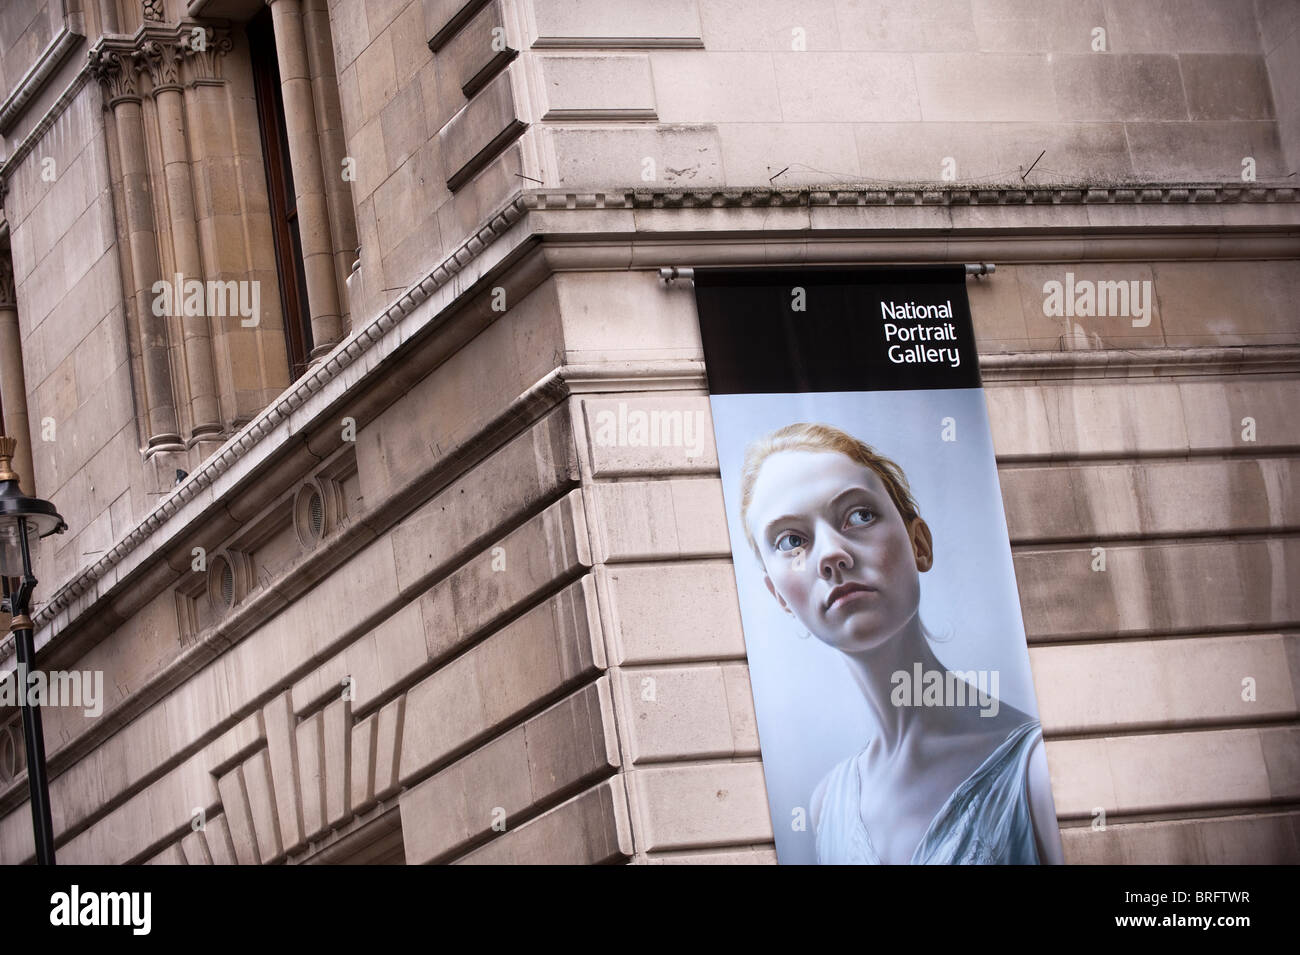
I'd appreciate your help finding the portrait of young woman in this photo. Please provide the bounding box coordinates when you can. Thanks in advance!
[707,384,1064,865]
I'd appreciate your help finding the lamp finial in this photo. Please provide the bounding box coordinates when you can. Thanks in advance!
[0,436,17,483]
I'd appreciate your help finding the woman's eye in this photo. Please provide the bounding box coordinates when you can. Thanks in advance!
[774,532,805,552]
[846,507,875,527]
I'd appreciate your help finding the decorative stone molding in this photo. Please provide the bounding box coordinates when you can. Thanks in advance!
[0,26,86,135]
[521,183,1300,210]
[143,0,166,21]
[89,23,234,101]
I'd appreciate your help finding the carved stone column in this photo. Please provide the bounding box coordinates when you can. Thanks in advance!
[140,36,222,445]
[0,257,35,496]
[265,0,342,362]
[89,44,184,454]
[301,0,358,335]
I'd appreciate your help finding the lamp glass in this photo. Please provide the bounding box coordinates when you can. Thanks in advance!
[0,518,24,578]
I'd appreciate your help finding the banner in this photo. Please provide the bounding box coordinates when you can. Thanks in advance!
[694,266,1063,865]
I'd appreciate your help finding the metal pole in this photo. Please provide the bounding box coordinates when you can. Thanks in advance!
[12,519,55,864]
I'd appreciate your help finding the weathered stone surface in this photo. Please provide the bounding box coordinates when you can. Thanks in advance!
[456,777,633,864]
[400,678,617,863]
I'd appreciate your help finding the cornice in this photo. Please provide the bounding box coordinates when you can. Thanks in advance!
[520,183,1299,209]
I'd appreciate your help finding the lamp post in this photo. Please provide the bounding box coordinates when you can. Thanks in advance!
[0,436,66,864]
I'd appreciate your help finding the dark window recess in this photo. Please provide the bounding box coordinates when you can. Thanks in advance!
[248,8,313,379]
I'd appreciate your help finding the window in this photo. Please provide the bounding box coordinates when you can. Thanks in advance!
[247,7,313,379]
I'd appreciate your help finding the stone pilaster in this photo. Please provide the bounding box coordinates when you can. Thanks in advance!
[89,42,185,455]
[140,37,223,446]
[265,0,343,363]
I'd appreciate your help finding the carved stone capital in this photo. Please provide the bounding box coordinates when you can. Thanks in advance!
[88,46,142,105]
[181,26,234,86]
[137,39,185,94]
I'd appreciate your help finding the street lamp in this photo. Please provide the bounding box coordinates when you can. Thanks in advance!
[0,435,66,864]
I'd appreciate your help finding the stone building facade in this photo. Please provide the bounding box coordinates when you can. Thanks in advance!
[0,0,1296,864]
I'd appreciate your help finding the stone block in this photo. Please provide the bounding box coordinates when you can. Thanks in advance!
[548,125,723,189]
[399,576,602,781]
[1151,260,1300,347]
[619,665,751,763]
[324,697,352,827]
[435,0,512,98]
[374,694,406,799]
[351,714,379,811]
[456,777,633,864]
[1062,811,1300,864]
[263,690,305,852]
[1180,378,1300,453]
[555,270,703,362]
[437,70,525,190]
[719,122,859,186]
[999,457,1300,542]
[1048,727,1300,818]
[1051,53,1187,121]
[380,79,429,173]
[1016,539,1300,641]
[649,847,778,863]
[1031,634,1299,735]
[203,812,239,865]
[697,0,839,50]
[590,478,731,562]
[532,0,703,46]
[215,767,259,864]
[409,488,592,652]
[1103,0,1262,53]
[539,54,655,119]
[911,53,1058,122]
[356,30,398,119]
[630,762,773,851]
[581,395,716,476]
[241,748,283,863]
[329,0,371,69]
[390,0,430,84]
[354,284,568,506]
[599,560,747,664]
[985,380,1190,460]
[295,711,327,840]
[1124,120,1286,180]
[772,52,919,122]
[1180,54,1275,120]
[426,0,491,49]
[650,51,781,123]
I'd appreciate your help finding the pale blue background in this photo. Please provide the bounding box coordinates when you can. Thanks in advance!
[709,388,1042,865]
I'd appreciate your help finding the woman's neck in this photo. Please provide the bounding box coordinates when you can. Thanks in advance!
[840,616,953,756]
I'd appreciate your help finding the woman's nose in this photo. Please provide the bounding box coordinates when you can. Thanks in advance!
[817,532,853,578]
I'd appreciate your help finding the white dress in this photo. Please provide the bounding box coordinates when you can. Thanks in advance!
[814,720,1044,864]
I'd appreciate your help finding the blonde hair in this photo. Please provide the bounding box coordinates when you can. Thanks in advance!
[739,422,920,560]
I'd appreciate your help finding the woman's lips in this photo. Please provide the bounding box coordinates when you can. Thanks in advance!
[824,582,876,611]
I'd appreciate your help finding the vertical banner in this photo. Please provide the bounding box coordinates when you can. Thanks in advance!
[695,267,1063,865]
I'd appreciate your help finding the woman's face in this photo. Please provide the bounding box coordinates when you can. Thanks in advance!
[746,449,932,653]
